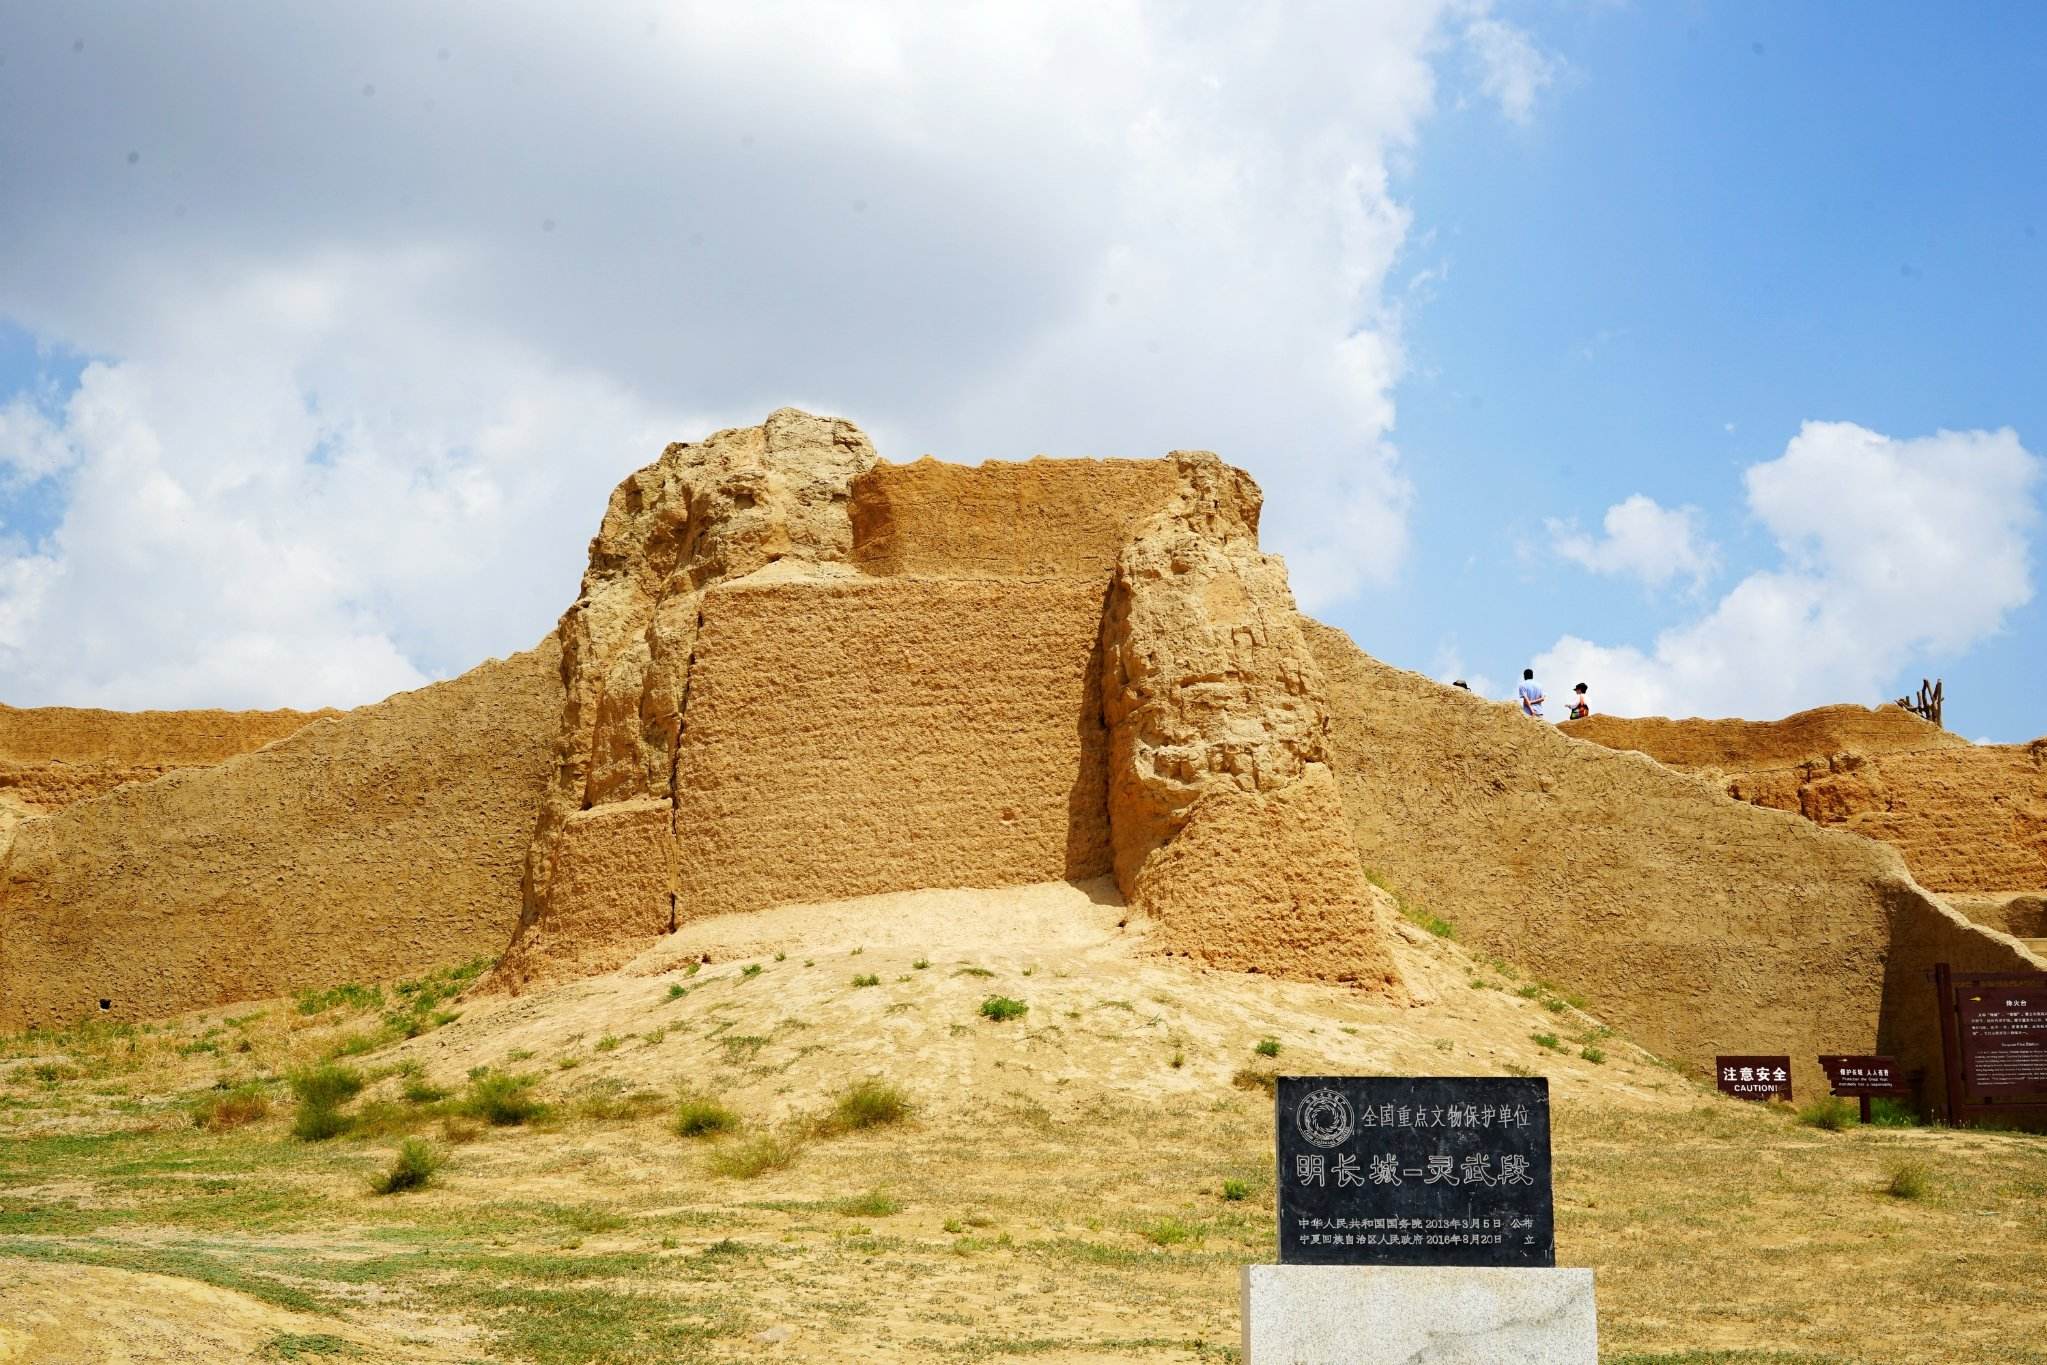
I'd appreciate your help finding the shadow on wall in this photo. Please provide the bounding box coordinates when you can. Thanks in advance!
[1065,599,1113,882]
[1880,888,2047,1126]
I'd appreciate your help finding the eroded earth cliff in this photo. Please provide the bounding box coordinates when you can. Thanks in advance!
[495,412,1403,996]
[1566,707,2047,899]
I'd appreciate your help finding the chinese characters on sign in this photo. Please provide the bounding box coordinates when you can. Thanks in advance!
[1930,964,2047,1127]
[1955,983,2047,1096]
[1714,1055,1792,1102]
[1275,1076,1554,1268]
[1817,1055,1907,1097]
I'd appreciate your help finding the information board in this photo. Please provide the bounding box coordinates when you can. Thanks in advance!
[1274,1075,1554,1268]
[1955,979,2047,1096]
[1930,964,2047,1126]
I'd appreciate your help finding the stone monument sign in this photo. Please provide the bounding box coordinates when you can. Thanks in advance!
[1244,1076,1594,1364]
[1275,1075,1554,1268]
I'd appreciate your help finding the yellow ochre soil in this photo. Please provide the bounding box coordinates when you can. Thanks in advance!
[0,701,336,815]
[1566,705,2047,897]
[3,880,2043,1364]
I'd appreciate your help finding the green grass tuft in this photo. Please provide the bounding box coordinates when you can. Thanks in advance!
[1886,1160,1931,1200]
[1796,1096,1858,1132]
[834,1188,902,1217]
[824,1078,912,1133]
[675,1096,741,1138]
[707,1133,802,1179]
[288,1062,365,1109]
[980,996,1028,1022]
[1253,1037,1280,1058]
[370,1138,445,1195]
[461,1072,546,1126]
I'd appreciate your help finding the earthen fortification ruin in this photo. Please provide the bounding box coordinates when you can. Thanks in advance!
[0,702,337,820]
[1,409,2039,1117]
[1566,707,2047,928]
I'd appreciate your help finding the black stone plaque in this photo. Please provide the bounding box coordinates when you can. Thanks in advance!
[1274,1075,1554,1268]
[1715,1055,1792,1102]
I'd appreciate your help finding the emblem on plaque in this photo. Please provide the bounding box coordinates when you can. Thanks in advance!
[1294,1086,1355,1148]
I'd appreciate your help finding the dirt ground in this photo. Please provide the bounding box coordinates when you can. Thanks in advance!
[2,879,2043,1363]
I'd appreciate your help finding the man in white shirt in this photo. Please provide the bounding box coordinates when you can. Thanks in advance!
[1517,668,1545,718]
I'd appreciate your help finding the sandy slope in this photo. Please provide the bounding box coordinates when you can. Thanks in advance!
[400,878,1673,1122]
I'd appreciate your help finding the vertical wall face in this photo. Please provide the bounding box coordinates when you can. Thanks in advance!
[0,646,562,1030]
[498,419,1191,986]
[850,456,1182,579]
[671,577,1113,917]
[0,703,338,813]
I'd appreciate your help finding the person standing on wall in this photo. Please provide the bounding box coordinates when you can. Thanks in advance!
[1517,668,1545,719]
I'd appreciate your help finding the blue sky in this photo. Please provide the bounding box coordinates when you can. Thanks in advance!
[1,3,2041,739]
[1372,3,2047,739]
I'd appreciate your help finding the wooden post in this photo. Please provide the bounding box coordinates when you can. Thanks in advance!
[1933,962,1965,1126]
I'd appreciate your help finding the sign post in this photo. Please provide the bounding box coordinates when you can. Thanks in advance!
[1817,1055,1910,1124]
[1242,1076,1596,1364]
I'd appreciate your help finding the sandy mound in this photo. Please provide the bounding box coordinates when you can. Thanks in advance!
[399,879,1666,1122]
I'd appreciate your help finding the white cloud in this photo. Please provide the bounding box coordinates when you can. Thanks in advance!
[1547,494,1718,590]
[1429,644,1499,701]
[1536,422,2042,720]
[1464,18,1560,125]
[0,398,75,487]
[0,1,1511,707]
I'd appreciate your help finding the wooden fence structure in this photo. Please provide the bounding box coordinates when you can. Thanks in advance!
[1894,677,1943,728]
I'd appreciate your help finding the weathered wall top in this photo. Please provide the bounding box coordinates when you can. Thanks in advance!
[850,455,1181,580]
[0,703,334,767]
[1561,703,1967,772]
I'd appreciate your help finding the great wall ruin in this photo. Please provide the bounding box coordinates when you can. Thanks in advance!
[0,409,2040,1116]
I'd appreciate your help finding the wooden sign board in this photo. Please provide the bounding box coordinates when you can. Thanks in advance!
[1930,964,2047,1127]
[1274,1076,1555,1268]
[1819,1054,1910,1123]
[1818,1055,1908,1097]
[1715,1056,1791,1102]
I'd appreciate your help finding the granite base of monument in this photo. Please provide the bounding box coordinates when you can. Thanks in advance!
[1241,1265,1596,1364]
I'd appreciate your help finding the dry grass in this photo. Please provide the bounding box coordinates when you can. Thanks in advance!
[4,895,2044,1363]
